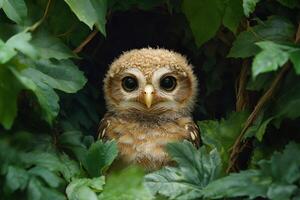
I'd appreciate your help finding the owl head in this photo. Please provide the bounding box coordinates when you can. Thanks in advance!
[103,48,198,119]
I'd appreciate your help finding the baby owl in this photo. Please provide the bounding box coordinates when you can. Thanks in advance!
[98,48,200,170]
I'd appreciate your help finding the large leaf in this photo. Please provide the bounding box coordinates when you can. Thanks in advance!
[182,0,224,47]
[203,142,300,200]
[5,165,29,193]
[27,177,65,200]
[31,31,76,60]
[223,0,244,33]
[101,166,153,200]
[228,16,296,58]
[63,0,107,35]
[0,67,23,129]
[0,32,38,64]
[1,0,27,24]
[145,141,221,200]
[11,59,86,123]
[66,176,105,200]
[198,111,249,171]
[83,140,118,177]
[252,41,290,77]
[203,170,270,199]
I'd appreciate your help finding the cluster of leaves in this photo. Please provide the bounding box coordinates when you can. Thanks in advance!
[1,0,300,199]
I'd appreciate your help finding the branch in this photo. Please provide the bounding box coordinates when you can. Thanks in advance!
[73,29,98,54]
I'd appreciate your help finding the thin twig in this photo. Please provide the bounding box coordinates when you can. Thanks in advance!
[226,22,300,173]
[227,64,290,173]
[27,0,52,32]
[73,29,98,53]
[236,60,250,111]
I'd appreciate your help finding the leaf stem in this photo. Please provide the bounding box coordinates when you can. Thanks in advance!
[27,0,52,32]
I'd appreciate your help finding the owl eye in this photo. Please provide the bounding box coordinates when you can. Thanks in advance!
[160,76,177,91]
[122,76,138,92]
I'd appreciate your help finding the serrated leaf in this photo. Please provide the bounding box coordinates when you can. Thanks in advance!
[28,166,64,188]
[63,0,107,35]
[5,165,29,193]
[203,170,270,199]
[203,142,300,200]
[243,0,260,17]
[83,140,118,177]
[252,41,290,77]
[31,30,76,60]
[182,0,224,47]
[101,166,153,200]
[198,111,249,171]
[223,0,244,33]
[145,142,221,200]
[6,32,38,59]
[166,141,221,186]
[66,177,105,200]
[11,59,86,123]
[228,16,296,58]
[27,177,65,200]
[145,167,201,200]
[1,0,27,24]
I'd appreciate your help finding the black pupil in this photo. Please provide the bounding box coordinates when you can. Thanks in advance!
[122,76,138,91]
[160,76,176,91]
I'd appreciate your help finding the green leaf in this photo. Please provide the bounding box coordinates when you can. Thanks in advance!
[5,165,29,193]
[0,32,38,63]
[223,0,244,33]
[6,32,38,59]
[1,0,27,24]
[203,142,300,200]
[276,0,300,8]
[83,140,118,177]
[252,41,290,77]
[11,59,86,123]
[198,111,249,171]
[289,50,300,74]
[203,170,270,199]
[27,177,65,200]
[28,166,63,188]
[66,177,105,200]
[182,0,224,47]
[243,0,260,17]
[145,167,201,200]
[145,142,221,200]
[11,67,60,123]
[31,60,87,93]
[0,39,16,64]
[31,31,76,60]
[228,16,296,58]
[63,0,107,35]
[0,67,23,129]
[101,166,153,200]
[166,141,221,186]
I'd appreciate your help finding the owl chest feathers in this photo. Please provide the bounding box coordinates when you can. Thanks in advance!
[99,114,199,170]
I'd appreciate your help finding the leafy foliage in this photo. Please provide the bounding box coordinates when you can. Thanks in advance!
[145,141,221,199]
[1,0,300,199]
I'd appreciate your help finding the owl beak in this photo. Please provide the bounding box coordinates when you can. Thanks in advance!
[144,84,154,108]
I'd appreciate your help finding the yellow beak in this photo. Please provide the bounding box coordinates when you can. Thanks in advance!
[144,84,154,108]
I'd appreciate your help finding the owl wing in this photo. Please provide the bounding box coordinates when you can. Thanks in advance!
[185,121,201,148]
[176,117,201,148]
[97,113,113,140]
